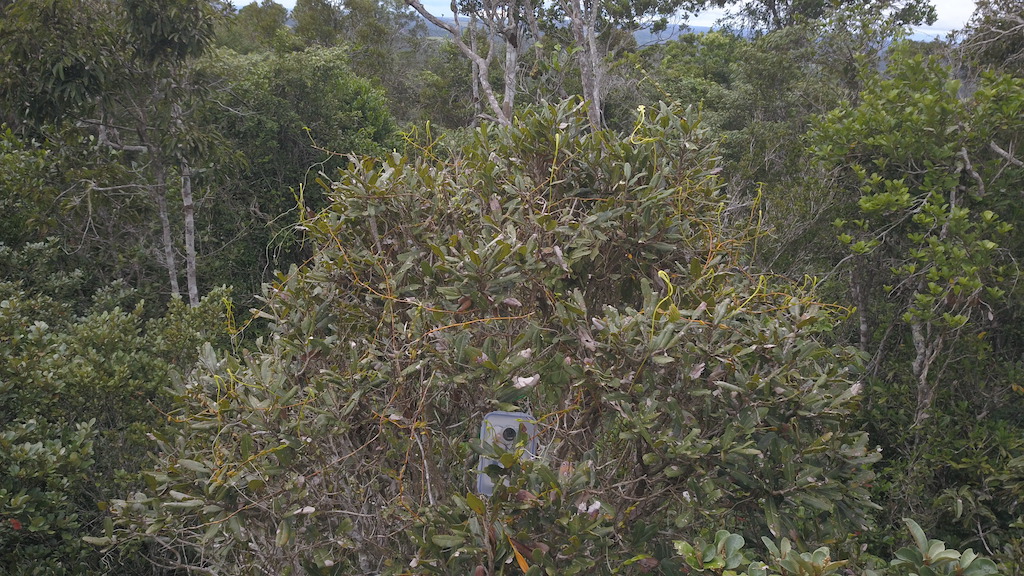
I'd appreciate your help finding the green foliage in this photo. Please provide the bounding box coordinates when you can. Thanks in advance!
[200,46,398,203]
[814,44,1023,377]
[416,39,483,128]
[222,0,430,122]
[676,531,851,576]
[3,0,252,305]
[0,283,97,575]
[0,125,184,307]
[960,0,1024,75]
[675,530,748,572]
[891,519,999,576]
[101,100,885,574]
[650,6,915,276]
[710,0,935,33]
[196,47,398,297]
[0,0,117,129]
[0,128,60,245]
[215,0,294,54]
[411,457,628,575]
[2,0,401,308]
[0,2,1019,575]
[672,521,1000,576]
[293,0,345,47]
[810,43,1024,565]
[122,0,218,64]
[0,240,234,574]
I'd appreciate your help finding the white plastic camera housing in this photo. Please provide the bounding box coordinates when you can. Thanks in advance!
[475,411,537,496]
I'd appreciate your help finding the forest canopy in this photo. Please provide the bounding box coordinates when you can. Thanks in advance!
[1,0,1023,574]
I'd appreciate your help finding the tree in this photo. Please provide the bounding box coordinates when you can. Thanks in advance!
[406,0,693,128]
[960,0,1024,75]
[0,0,117,130]
[648,5,915,279]
[98,100,890,574]
[709,0,936,34]
[334,0,429,122]
[417,39,479,127]
[0,129,61,246]
[815,45,1023,424]
[0,0,222,307]
[810,44,1024,559]
[196,46,398,297]
[404,0,536,125]
[215,0,294,54]
[0,240,233,575]
[0,276,97,574]
[293,0,346,46]
[112,0,219,307]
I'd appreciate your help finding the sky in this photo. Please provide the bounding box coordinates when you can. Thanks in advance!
[258,0,978,36]
[689,0,977,36]
[911,0,978,37]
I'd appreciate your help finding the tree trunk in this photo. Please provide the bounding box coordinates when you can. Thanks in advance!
[563,0,603,128]
[152,157,181,299]
[469,14,483,122]
[404,0,516,125]
[910,319,943,426]
[502,30,519,120]
[180,157,199,307]
[851,259,870,353]
[585,1,603,128]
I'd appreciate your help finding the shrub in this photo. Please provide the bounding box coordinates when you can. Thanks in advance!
[106,100,892,574]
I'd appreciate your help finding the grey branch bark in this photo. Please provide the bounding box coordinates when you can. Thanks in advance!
[990,141,1024,168]
[96,121,149,153]
[561,0,604,128]
[910,320,943,426]
[404,0,514,125]
[180,156,199,307]
[152,157,181,299]
[958,147,985,197]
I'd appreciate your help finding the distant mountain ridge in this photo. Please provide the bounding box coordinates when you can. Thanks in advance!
[418,16,711,44]
[416,15,947,44]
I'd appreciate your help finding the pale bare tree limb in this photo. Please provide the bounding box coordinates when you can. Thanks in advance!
[990,140,1024,168]
[404,0,513,125]
[179,156,199,307]
[958,147,985,197]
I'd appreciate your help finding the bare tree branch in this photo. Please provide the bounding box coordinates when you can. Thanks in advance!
[404,0,514,125]
[958,147,986,196]
[990,140,1024,168]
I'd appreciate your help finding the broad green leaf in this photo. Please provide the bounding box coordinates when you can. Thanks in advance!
[904,518,928,552]
[431,534,466,548]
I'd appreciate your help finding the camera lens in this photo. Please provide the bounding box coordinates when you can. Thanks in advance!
[502,427,517,442]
